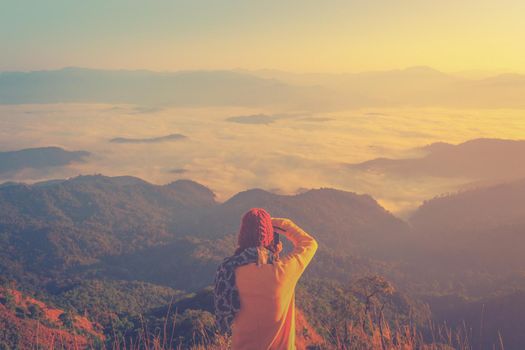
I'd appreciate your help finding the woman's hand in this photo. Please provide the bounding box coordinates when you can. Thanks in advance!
[275,241,283,254]
[271,217,292,233]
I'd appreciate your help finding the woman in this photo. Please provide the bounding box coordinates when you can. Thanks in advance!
[214,207,318,350]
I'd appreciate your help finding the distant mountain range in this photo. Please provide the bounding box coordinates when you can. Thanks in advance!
[2,66,525,108]
[349,138,525,181]
[0,147,89,174]
[0,67,325,109]
[6,138,524,188]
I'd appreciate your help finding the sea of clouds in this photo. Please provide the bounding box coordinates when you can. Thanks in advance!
[1,103,524,216]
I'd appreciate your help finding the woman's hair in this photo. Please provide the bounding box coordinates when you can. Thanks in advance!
[235,208,278,255]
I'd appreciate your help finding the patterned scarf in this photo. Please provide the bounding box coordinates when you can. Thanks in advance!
[214,246,275,334]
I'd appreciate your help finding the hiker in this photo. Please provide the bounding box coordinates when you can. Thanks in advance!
[214,208,318,350]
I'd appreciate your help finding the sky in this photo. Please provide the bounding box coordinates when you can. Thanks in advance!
[1,0,524,73]
[1,1,525,216]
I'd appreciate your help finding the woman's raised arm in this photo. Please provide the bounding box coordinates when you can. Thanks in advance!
[272,217,318,276]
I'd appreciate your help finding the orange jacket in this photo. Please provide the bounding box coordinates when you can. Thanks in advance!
[231,218,318,350]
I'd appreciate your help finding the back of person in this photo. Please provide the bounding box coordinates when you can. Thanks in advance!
[214,208,317,350]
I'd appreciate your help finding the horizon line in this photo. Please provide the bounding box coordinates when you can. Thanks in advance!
[0,65,522,77]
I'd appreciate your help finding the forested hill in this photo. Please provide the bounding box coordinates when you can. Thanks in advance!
[0,174,409,289]
[407,178,525,283]
[0,175,214,272]
[3,174,525,348]
[183,186,410,256]
[411,177,525,234]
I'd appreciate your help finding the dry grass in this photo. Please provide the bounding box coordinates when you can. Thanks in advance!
[18,318,481,350]
[106,312,484,350]
[14,292,493,350]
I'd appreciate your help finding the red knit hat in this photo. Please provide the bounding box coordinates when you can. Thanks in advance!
[236,208,274,253]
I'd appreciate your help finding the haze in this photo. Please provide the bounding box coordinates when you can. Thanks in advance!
[1,0,525,216]
[3,3,525,348]
[1,102,524,215]
[1,1,525,74]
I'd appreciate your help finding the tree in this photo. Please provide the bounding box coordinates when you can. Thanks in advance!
[59,311,75,329]
[352,275,395,350]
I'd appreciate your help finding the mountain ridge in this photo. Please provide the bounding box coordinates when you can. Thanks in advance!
[3,67,525,108]
[348,138,525,180]
[0,147,89,175]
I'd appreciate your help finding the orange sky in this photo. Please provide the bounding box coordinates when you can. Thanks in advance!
[1,1,524,73]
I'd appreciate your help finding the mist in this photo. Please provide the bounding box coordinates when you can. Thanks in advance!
[1,102,523,216]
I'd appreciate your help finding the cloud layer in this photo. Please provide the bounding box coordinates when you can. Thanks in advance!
[1,103,524,215]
